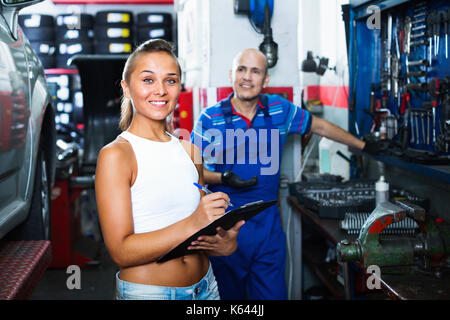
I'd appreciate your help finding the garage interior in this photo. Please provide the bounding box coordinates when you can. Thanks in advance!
[1,0,450,300]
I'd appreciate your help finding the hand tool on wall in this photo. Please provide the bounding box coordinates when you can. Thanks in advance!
[406,70,427,78]
[399,91,412,148]
[432,10,441,57]
[410,39,429,47]
[365,85,377,133]
[412,24,426,32]
[392,56,399,101]
[420,111,426,145]
[409,10,428,60]
[406,81,428,91]
[369,85,375,114]
[404,16,412,55]
[393,22,401,104]
[410,111,415,144]
[435,83,450,152]
[407,59,429,67]
[429,78,440,143]
[415,110,420,144]
[413,1,427,13]
[423,102,433,145]
[426,11,434,65]
[443,9,449,59]
[412,17,426,25]
[410,31,426,40]
[383,14,393,94]
[414,10,427,20]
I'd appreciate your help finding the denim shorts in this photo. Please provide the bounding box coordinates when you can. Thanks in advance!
[115,263,220,300]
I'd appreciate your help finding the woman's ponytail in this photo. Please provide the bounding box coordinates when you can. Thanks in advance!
[119,96,133,131]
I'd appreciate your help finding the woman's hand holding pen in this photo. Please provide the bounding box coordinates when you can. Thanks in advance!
[189,189,244,257]
[190,192,230,230]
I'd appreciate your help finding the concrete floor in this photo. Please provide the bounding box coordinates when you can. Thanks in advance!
[31,241,118,300]
[30,188,119,300]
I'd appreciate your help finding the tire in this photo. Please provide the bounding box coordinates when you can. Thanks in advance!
[136,12,172,27]
[94,40,133,54]
[136,26,172,42]
[56,28,93,41]
[94,25,133,40]
[21,26,55,41]
[7,147,51,240]
[19,14,54,28]
[58,41,94,55]
[56,13,94,28]
[30,41,56,56]
[95,10,133,26]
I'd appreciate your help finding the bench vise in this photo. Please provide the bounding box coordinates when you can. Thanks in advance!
[336,200,450,270]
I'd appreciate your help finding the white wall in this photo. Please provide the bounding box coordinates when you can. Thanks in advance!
[177,0,299,89]
[298,0,351,179]
[298,0,349,90]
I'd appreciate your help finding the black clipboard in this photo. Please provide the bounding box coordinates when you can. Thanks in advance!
[157,200,277,263]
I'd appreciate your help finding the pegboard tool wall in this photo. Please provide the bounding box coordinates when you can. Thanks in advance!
[348,0,450,155]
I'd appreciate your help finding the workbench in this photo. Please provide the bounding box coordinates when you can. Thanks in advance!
[287,196,450,300]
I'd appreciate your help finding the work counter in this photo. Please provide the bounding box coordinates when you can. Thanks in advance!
[287,196,450,300]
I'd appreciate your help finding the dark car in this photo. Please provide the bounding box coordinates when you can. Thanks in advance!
[0,0,56,240]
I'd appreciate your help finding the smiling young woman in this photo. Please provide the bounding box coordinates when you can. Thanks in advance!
[95,39,245,300]
[118,41,182,137]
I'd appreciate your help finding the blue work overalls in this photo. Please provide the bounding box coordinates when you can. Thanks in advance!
[208,94,287,300]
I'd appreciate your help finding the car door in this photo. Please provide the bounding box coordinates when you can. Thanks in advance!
[0,19,32,230]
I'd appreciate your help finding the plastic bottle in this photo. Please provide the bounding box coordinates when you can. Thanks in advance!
[375,176,389,205]
[379,122,387,140]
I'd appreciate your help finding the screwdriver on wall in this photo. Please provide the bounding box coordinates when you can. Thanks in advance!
[433,10,441,56]
[426,11,434,64]
[429,78,440,143]
[444,9,449,59]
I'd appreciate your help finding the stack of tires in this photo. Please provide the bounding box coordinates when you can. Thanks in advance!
[46,73,84,128]
[18,14,56,69]
[55,13,95,68]
[71,75,84,127]
[94,10,134,55]
[135,12,173,45]
[46,74,73,125]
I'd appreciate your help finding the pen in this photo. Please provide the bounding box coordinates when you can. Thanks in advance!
[193,182,234,207]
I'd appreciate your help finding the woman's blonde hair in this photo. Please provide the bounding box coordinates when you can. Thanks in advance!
[119,39,182,131]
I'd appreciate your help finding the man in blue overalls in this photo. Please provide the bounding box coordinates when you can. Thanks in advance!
[191,48,379,300]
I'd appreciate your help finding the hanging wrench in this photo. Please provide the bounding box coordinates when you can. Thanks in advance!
[407,59,429,67]
[404,16,412,55]
[410,39,429,47]
[410,31,426,39]
[427,11,434,65]
[412,18,426,25]
[429,78,440,143]
[406,71,426,78]
[406,82,428,91]
[416,112,421,144]
[420,112,426,145]
[392,29,400,100]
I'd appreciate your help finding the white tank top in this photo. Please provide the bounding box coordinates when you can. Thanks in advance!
[119,131,200,234]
